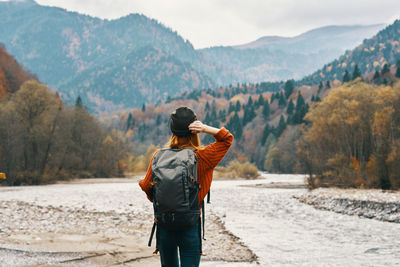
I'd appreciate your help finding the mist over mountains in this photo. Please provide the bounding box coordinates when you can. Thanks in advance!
[0,0,385,111]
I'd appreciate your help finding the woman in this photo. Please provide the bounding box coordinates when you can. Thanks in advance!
[139,106,233,267]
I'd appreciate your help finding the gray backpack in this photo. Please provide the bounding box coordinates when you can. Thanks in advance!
[151,148,200,229]
[148,148,205,250]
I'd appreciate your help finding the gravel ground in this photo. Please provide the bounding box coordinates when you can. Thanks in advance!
[296,188,400,223]
[0,178,256,266]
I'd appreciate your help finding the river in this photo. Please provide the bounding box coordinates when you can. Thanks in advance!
[209,174,400,266]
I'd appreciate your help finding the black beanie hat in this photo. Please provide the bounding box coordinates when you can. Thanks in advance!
[170,107,197,136]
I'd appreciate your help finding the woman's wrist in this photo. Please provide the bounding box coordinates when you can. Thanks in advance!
[202,125,220,135]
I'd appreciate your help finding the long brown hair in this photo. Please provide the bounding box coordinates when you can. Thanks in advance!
[166,133,204,150]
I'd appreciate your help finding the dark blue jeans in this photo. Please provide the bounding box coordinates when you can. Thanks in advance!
[158,223,201,267]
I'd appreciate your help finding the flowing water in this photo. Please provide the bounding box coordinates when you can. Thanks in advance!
[208,174,400,266]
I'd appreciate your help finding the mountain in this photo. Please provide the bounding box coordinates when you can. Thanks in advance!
[58,46,213,113]
[234,25,384,52]
[301,20,400,85]
[0,0,211,111]
[0,0,386,111]
[200,24,385,84]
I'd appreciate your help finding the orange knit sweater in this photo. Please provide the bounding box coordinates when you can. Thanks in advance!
[139,128,233,204]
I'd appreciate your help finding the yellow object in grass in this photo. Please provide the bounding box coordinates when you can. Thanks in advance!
[0,173,6,179]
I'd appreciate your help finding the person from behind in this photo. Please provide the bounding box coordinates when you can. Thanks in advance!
[139,106,233,267]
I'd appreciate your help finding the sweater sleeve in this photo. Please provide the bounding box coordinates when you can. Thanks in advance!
[138,151,158,202]
[197,127,234,169]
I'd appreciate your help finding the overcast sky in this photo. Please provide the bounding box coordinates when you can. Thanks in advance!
[9,0,400,48]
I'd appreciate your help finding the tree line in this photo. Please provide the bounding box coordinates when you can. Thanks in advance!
[0,80,129,185]
[298,80,400,189]
[123,79,309,172]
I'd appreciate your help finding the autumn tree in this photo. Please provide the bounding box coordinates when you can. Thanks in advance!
[298,80,400,189]
[0,80,130,185]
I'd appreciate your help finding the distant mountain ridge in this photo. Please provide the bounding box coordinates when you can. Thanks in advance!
[234,24,384,52]
[301,20,400,85]
[0,0,386,111]
[201,24,385,84]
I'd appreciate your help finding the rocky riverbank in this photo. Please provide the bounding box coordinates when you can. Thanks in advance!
[295,188,400,223]
[0,179,257,266]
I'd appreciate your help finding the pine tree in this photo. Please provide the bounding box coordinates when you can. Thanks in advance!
[343,70,351,83]
[228,102,235,114]
[352,64,361,80]
[211,105,217,124]
[292,92,306,124]
[284,80,295,99]
[278,92,287,107]
[204,112,211,125]
[243,105,256,126]
[257,94,264,108]
[224,89,230,100]
[373,70,380,80]
[142,103,146,112]
[274,115,286,137]
[205,101,210,111]
[75,96,83,108]
[247,96,253,107]
[261,124,271,145]
[235,100,241,112]
[270,92,277,103]
[227,112,242,139]
[296,92,305,111]
[286,99,294,115]
[126,113,134,129]
[219,109,226,122]
[381,64,390,76]
[262,100,270,119]
[318,81,323,94]
[326,80,331,89]
[396,59,400,78]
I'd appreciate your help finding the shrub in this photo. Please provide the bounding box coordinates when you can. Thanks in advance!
[215,160,259,179]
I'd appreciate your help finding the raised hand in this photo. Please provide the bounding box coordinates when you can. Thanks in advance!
[189,120,204,134]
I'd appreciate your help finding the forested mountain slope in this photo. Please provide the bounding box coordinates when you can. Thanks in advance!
[0,0,384,111]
